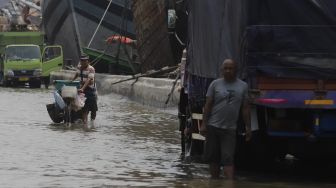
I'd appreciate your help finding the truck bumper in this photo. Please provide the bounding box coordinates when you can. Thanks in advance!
[6,76,41,83]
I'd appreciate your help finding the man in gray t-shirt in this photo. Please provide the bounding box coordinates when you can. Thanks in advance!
[206,77,248,130]
[200,59,251,179]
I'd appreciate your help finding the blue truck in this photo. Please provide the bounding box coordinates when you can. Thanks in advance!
[175,0,336,163]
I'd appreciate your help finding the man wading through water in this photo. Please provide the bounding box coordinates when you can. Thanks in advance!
[200,59,252,179]
[72,54,98,125]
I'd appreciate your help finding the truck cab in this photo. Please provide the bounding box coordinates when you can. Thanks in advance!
[41,46,63,88]
[1,44,42,87]
[0,32,63,88]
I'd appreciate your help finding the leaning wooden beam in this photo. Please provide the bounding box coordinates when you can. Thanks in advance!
[110,66,178,85]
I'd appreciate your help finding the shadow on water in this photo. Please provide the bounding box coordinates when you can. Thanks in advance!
[49,122,98,133]
[172,157,336,188]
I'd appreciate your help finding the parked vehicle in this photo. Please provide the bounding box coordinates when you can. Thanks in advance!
[46,80,83,125]
[0,31,63,88]
[177,0,336,163]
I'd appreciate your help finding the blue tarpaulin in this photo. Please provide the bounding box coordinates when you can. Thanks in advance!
[187,0,336,79]
[185,0,336,107]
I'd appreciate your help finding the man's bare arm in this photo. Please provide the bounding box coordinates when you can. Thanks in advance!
[79,78,92,92]
[200,96,213,133]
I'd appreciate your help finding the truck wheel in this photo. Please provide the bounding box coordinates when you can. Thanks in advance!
[43,76,50,89]
[3,80,12,87]
[234,130,279,170]
[0,72,3,85]
[29,80,41,88]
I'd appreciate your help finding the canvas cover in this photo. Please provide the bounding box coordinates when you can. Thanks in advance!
[186,0,246,78]
[187,0,336,79]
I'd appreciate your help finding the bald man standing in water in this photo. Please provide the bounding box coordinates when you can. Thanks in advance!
[200,59,252,179]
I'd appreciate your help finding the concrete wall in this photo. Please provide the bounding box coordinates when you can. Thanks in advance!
[50,70,180,108]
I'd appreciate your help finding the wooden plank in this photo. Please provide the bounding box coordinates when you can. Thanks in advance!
[192,133,206,141]
[192,113,203,120]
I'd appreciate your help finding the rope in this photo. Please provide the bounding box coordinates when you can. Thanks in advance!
[88,0,130,71]
[87,0,114,48]
[90,45,112,67]
[114,0,129,74]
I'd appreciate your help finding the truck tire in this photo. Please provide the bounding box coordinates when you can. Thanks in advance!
[0,72,3,85]
[29,80,41,88]
[43,76,50,89]
[3,80,12,87]
[236,130,284,170]
[0,73,11,87]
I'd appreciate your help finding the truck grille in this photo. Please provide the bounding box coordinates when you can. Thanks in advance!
[13,70,34,76]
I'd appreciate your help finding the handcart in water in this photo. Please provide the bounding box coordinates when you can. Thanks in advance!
[46,80,85,125]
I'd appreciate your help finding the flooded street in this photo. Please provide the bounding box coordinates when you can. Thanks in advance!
[1,88,336,188]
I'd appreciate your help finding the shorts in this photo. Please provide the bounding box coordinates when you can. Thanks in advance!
[203,125,236,166]
[83,87,98,112]
[83,96,98,112]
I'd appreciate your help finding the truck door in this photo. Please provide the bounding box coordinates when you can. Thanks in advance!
[42,46,63,78]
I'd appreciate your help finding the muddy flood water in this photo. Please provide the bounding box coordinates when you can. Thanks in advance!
[1,87,336,188]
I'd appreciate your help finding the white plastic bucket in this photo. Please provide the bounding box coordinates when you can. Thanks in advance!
[61,86,77,99]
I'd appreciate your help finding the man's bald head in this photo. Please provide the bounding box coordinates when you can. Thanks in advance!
[221,59,237,82]
[222,59,236,67]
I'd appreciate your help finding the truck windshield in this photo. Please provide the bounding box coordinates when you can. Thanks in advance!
[5,46,41,60]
